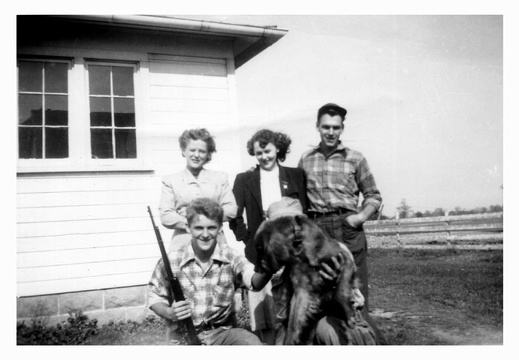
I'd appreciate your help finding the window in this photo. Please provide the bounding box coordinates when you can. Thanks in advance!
[88,64,137,159]
[18,60,69,159]
[17,58,141,171]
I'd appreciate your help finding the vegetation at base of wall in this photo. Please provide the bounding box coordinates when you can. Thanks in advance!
[17,311,99,345]
[83,316,170,345]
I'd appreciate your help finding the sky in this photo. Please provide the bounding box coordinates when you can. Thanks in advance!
[192,14,504,217]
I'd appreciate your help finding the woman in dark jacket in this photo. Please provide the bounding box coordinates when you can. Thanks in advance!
[230,129,307,344]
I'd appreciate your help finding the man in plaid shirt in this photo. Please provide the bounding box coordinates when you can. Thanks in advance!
[298,103,382,311]
[148,198,271,345]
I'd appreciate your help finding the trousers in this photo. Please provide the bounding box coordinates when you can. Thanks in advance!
[313,213,369,309]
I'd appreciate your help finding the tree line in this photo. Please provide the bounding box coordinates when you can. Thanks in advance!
[386,198,503,220]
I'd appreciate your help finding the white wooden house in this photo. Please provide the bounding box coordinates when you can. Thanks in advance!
[16,15,287,324]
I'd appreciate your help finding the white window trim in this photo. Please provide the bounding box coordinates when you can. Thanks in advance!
[17,56,152,174]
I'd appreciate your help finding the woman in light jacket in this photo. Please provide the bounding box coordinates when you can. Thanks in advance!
[160,128,237,250]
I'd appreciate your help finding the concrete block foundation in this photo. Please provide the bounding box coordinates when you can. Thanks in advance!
[17,285,152,326]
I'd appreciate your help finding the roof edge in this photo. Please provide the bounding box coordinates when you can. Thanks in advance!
[50,15,288,68]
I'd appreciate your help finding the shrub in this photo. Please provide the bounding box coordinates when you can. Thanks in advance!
[17,311,99,345]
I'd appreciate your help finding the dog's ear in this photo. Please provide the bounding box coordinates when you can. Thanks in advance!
[254,221,271,271]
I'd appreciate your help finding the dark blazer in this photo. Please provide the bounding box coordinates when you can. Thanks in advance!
[230,165,307,264]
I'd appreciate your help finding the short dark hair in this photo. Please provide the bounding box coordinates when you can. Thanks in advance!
[179,128,216,162]
[246,129,292,162]
[186,198,224,226]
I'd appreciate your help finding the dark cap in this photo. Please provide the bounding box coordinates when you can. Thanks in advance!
[317,103,347,120]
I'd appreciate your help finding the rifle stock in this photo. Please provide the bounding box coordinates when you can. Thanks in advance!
[147,206,201,345]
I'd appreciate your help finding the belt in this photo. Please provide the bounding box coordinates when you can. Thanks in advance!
[195,320,232,332]
[307,208,351,219]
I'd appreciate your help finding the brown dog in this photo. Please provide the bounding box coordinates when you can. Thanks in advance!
[255,214,369,345]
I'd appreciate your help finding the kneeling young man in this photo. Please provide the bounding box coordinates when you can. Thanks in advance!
[148,198,272,345]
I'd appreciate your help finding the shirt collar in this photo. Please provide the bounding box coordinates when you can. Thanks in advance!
[315,141,347,155]
[182,167,209,183]
[179,242,231,269]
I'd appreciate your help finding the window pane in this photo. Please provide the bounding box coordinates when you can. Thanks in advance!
[19,94,42,125]
[115,129,137,158]
[114,98,135,127]
[45,62,68,93]
[113,67,134,96]
[90,97,112,126]
[18,61,42,92]
[91,128,113,159]
[89,65,111,95]
[46,127,69,158]
[19,127,42,159]
[45,95,68,125]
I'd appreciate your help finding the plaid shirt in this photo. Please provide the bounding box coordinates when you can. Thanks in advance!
[147,243,255,328]
[298,142,382,213]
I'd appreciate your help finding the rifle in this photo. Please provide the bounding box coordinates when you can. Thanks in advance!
[147,206,201,345]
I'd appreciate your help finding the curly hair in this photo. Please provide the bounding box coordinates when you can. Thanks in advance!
[186,197,224,226]
[246,129,292,162]
[179,128,216,162]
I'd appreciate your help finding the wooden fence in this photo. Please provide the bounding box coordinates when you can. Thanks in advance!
[364,212,503,249]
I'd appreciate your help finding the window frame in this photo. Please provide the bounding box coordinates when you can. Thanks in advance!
[17,56,150,173]
[86,61,138,160]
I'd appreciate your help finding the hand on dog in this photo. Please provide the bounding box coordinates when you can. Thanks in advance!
[319,253,344,281]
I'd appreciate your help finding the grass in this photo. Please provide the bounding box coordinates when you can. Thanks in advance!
[368,248,503,345]
[81,247,503,345]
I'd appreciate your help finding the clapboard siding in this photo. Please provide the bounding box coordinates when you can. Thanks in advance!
[18,257,159,284]
[149,59,228,78]
[18,217,156,239]
[150,112,232,126]
[17,175,160,194]
[150,86,229,101]
[18,272,153,296]
[18,229,159,253]
[150,98,230,113]
[148,58,230,117]
[18,204,156,224]
[17,189,159,209]
[18,243,159,268]
[18,257,159,282]
[17,172,165,296]
[17,229,166,253]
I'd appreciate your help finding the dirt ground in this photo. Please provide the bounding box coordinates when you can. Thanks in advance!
[371,308,503,345]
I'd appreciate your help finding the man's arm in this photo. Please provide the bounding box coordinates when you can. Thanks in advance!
[229,174,251,243]
[250,271,272,291]
[159,178,188,230]
[348,155,381,227]
[346,203,378,228]
[150,300,192,322]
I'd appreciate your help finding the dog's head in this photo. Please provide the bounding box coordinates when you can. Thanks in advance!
[254,215,307,273]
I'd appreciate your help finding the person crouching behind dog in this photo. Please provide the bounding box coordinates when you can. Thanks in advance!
[260,197,380,345]
[147,198,273,345]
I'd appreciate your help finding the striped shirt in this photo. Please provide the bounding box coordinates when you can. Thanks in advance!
[147,243,255,327]
[298,142,382,213]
